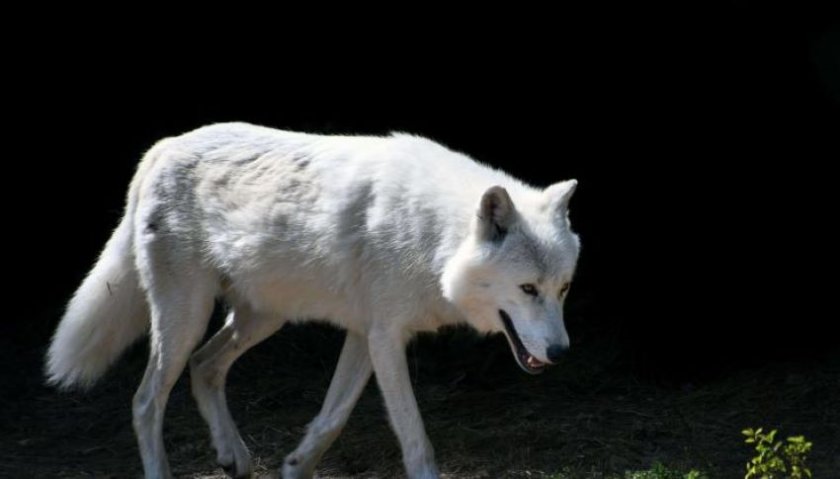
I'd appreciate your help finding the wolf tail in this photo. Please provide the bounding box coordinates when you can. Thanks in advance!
[46,144,164,390]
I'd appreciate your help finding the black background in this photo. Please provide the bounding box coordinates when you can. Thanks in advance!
[5,6,839,382]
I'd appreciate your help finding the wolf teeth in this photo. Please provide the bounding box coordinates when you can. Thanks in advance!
[526,356,544,368]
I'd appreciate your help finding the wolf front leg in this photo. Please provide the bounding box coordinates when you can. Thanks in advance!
[282,331,372,479]
[368,327,440,479]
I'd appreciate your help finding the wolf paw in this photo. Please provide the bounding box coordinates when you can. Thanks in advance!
[218,447,252,478]
[281,454,314,479]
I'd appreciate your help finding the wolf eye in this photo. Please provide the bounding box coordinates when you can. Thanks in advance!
[559,283,571,296]
[520,284,539,297]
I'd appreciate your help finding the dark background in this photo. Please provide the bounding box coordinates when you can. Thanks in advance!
[4,6,839,384]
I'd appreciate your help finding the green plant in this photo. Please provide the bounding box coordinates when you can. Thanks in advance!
[742,427,813,479]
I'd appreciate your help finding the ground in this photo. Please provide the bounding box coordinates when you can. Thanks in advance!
[2,323,838,478]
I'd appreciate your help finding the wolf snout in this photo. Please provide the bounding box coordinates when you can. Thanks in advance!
[546,344,569,363]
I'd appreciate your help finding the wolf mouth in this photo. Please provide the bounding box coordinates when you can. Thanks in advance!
[499,309,547,375]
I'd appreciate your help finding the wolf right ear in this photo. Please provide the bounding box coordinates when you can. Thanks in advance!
[544,179,578,219]
[477,186,516,242]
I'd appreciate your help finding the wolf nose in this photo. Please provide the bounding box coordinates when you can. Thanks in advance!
[546,344,569,363]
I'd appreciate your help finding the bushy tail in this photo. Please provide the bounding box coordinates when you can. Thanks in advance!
[45,142,169,390]
[46,215,149,389]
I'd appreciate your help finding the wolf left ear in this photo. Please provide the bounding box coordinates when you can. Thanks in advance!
[477,185,516,242]
[544,179,578,216]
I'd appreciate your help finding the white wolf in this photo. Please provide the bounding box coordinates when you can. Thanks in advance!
[46,123,580,479]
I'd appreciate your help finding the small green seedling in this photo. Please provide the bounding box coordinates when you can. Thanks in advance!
[742,427,813,479]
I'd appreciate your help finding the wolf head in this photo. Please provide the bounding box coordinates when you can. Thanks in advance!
[441,180,580,374]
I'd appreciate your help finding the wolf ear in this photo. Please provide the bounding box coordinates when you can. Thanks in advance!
[477,185,517,242]
[544,179,578,216]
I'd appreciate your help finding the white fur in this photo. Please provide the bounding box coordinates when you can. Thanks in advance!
[46,123,580,479]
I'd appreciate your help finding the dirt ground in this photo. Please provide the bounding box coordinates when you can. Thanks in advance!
[2,323,838,478]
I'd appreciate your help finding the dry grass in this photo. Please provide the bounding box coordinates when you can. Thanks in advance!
[2,323,838,478]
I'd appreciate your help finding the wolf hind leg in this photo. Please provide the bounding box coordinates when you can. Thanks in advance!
[132,265,217,479]
[189,306,286,478]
